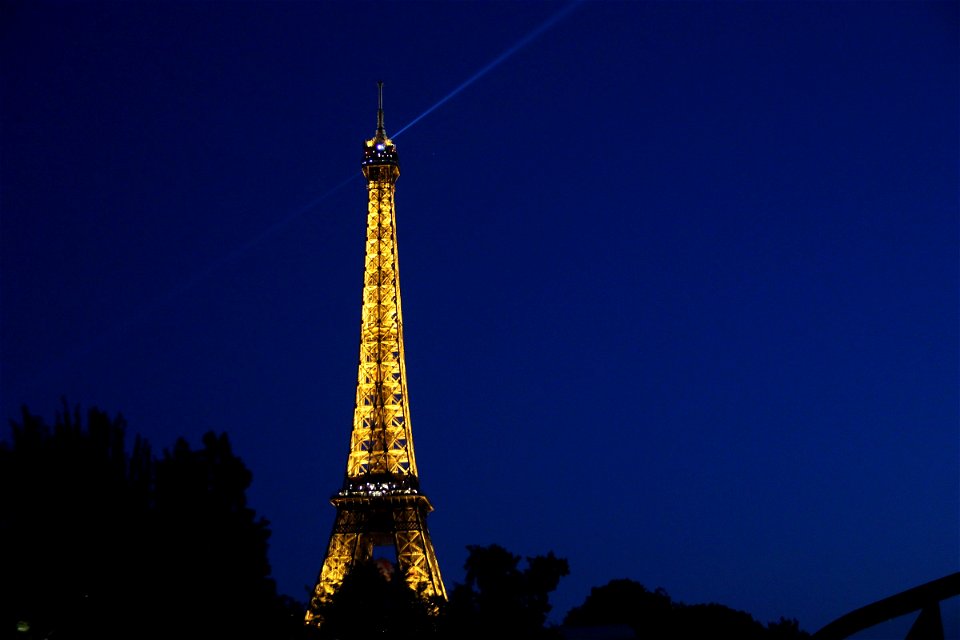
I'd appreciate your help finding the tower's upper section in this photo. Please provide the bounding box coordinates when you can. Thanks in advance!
[361,81,400,181]
[342,80,417,490]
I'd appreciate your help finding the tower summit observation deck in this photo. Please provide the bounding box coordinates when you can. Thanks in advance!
[305,83,446,625]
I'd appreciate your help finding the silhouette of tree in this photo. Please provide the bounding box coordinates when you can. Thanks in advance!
[145,431,283,639]
[309,559,437,640]
[440,543,569,639]
[0,402,301,640]
[0,403,145,639]
[563,578,810,639]
[767,616,810,640]
[564,578,672,636]
[675,602,769,639]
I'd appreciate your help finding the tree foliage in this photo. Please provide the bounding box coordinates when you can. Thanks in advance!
[308,559,438,640]
[564,578,672,635]
[440,543,570,639]
[563,577,810,639]
[0,402,301,640]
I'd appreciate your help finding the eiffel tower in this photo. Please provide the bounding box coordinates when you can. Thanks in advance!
[305,83,447,624]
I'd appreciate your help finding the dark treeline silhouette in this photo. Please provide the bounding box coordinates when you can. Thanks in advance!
[308,546,809,640]
[442,544,569,639]
[2,401,810,640]
[564,578,809,639]
[307,544,569,640]
[0,402,302,640]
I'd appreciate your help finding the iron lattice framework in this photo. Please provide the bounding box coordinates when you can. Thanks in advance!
[305,84,446,624]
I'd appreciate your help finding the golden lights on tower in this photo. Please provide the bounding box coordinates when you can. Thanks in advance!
[305,83,446,625]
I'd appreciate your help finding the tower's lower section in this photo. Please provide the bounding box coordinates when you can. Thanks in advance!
[305,492,446,624]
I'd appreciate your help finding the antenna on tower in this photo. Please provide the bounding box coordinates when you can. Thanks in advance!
[376,80,386,138]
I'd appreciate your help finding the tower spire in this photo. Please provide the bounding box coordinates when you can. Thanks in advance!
[376,80,386,139]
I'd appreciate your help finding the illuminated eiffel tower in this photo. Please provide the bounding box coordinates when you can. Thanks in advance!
[305,83,446,624]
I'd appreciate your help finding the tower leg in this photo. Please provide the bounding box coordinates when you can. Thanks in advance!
[306,500,446,625]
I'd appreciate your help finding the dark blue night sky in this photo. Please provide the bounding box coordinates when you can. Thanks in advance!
[2,1,957,636]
